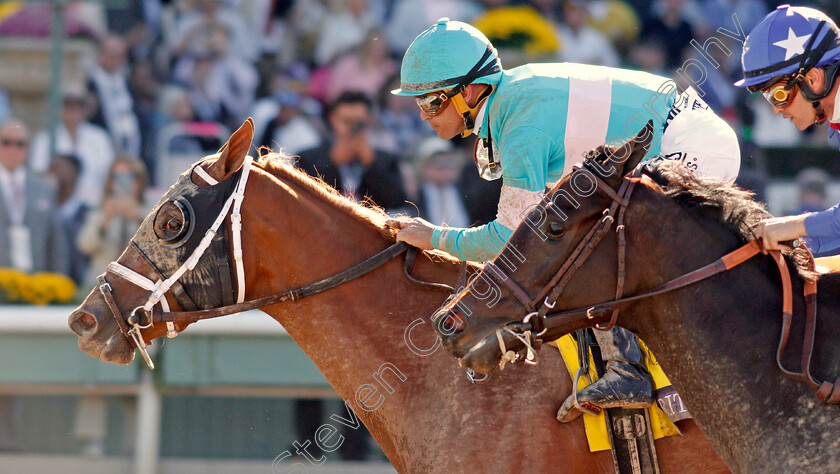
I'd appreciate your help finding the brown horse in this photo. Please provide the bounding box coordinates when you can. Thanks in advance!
[68,119,726,472]
[436,124,840,472]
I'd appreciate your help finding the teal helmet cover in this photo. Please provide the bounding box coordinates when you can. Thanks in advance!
[392,18,503,97]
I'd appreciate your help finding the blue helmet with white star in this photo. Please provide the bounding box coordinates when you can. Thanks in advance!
[736,5,840,92]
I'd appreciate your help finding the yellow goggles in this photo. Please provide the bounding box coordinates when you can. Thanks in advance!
[414,90,453,116]
[762,82,797,108]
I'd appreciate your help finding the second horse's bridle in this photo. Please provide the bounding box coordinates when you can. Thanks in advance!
[464,160,840,404]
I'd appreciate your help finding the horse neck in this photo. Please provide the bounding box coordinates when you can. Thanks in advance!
[240,164,471,463]
[619,193,840,470]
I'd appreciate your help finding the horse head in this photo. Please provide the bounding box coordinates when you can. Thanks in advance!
[433,122,656,375]
[68,119,256,366]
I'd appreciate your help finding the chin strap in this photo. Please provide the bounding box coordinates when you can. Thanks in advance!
[455,85,494,138]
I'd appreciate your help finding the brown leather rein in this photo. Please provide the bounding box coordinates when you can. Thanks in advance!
[487,164,840,403]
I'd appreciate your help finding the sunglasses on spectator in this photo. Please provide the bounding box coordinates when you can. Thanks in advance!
[762,82,797,108]
[0,138,27,148]
[415,90,454,116]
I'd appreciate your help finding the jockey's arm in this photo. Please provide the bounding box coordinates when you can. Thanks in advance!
[391,126,556,262]
[803,203,840,255]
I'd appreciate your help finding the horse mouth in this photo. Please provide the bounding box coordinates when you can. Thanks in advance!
[69,308,135,365]
[454,327,526,375]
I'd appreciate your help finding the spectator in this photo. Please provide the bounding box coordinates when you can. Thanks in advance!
[529,0,564,25]
[700,0,767,35]
[583,0,641,51]
[0,119,69,275]
[168,0,257,64]
[641,0,696,69]
[30,90,115,207]
[257,91,323,156]
[296,91,408,212]
[376,73,432,153]
[155,85,219,156]
[385,0,483,55]
[457,157,503,227]
[47,154,90,285]
[626,38,669,75]
[77,157,149,287]
[251,63,323,150]
[313,0,377,66]
[128,57,165,182]
[325,29,397,103]
[86,34,142,158]
[103,0,163,60]
[791,168,832,215]
[412,137,471,228]
[556,0,620,66]
[172,24,258,129]
[0,88,11,125]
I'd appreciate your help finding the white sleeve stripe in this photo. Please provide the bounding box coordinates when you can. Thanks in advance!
[496,185,545,230]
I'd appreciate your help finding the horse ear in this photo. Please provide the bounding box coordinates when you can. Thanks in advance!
[617,120,655,177]
[207,118,254,181]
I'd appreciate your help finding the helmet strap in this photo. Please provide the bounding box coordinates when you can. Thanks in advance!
[813,101,828,123]
[453,85,494,138]
[792,61,840,123]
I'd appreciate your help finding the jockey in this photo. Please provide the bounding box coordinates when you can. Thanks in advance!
[736,5,840,255]
[387,19,740,416]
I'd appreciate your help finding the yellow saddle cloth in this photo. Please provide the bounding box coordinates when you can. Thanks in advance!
[556,334,682,452]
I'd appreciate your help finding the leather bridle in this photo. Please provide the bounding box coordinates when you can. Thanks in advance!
[478,160,840,403]
[95,157,461,370]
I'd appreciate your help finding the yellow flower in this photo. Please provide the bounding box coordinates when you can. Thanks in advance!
[0,268,77,305]
[474,6,560,56]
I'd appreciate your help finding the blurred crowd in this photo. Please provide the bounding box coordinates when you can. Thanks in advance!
[2,0,839,291]
[1,0,840,459]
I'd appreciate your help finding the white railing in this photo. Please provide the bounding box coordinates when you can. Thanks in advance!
[0,306,287,335]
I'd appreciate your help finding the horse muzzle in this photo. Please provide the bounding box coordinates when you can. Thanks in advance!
[68,298,136,365]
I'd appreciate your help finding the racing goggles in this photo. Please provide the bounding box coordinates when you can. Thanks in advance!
[762,81,797,108]
[415,89,456,116]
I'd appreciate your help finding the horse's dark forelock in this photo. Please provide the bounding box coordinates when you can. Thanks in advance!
[643,160,817,280]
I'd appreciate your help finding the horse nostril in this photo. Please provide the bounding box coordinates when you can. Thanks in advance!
[69,311,97,334]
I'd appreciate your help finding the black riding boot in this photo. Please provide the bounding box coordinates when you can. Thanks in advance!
[557,327,653,422]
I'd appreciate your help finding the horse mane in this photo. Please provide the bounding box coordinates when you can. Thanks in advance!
[253,152,398,241]
[643,160,817,280]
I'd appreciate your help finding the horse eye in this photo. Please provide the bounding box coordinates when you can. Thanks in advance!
[546,221,565,239]
[154,200,192,245]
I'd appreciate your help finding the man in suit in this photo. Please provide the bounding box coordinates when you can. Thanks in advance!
[296,91,408,213]
[0,118,69,275]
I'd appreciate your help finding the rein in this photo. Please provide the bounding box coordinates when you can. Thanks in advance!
[149,241,410,324]
[489,162,840,403]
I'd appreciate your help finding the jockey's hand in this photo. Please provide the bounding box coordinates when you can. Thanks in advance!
[386,217,437,250]
[751,215,807,251]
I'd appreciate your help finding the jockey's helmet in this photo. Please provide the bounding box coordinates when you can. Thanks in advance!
[736,5,840,111]
[392,18,502,97]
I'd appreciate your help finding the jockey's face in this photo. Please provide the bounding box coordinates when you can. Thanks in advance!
[418,90,464,140]
[771,69,829,131]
